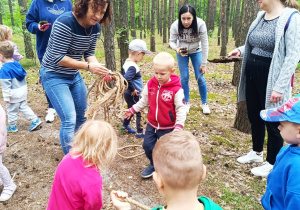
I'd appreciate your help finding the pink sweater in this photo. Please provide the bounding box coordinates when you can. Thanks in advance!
[0,105,7,154]
[47,154,103,210]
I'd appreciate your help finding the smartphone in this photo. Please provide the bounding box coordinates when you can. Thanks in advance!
[40,23,51,30]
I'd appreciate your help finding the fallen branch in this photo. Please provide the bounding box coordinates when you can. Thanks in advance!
[208,56,242,63]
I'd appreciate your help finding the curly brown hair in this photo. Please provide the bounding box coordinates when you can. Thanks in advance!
[73,0,112,26]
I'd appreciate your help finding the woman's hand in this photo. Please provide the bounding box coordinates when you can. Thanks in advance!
[228,49,241,57]
[200,66,206,74]
[110,190,131,210]
[270,91,283,103]
[175,47,187,56]
[131,89,139,96]
[88,62,109,76]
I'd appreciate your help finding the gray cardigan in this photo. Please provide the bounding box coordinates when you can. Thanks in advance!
[238,7,300,109]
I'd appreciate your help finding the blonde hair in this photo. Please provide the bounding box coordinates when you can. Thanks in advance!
[153,131,203,190]
[0,41,13,59]
[0,25,12,41]
[69,120,118,171]
[281,0,299,9]
[153,52,175,70]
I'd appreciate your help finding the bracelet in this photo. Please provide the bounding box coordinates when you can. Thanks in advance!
[86,62,89,71]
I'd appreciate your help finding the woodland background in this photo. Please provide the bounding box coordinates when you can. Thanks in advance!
[0,0,300,209]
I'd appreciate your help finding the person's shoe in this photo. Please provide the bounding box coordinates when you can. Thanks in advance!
[45,108,56,123]
[141,164,155,178]
[136,130,145,138]
[251,162,273,177]
[185,102,191,114]
[29,119,42,131]
[0,182,17,201]
[237,150,263,164]
[201,103,211,114]
[121,125,136,134]
[7,125,18,133]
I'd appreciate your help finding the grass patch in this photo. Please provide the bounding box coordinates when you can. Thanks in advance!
[210,135,235,148]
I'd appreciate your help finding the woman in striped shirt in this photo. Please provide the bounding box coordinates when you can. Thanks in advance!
[40,0,111,154]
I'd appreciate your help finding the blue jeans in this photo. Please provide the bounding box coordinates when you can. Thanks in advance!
[177,51,207,103]
[38,58,54,109]
[40,68,87,154]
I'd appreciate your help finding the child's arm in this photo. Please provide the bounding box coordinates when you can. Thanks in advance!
[10,42,23,61]
[110,191,131,210]
[174,89,186,130]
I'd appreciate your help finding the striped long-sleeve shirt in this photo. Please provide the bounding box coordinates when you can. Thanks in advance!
[42,11,100,75]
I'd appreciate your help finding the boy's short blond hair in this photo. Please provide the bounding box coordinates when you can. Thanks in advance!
[0,41,14,59]
[0,25,12,41]
[153,131,203,190]
[70,120,118,170]
[153,52,175,70]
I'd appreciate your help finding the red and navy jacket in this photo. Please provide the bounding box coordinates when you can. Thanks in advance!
[130,74,186,130]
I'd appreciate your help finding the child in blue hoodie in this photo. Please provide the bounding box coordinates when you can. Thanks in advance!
[0,42,42,132]
[260,95,300,209]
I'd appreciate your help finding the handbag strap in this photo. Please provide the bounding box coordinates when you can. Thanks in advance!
[284,11,298,36]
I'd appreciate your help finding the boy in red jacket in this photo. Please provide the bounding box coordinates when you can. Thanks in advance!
[124,52,186,178]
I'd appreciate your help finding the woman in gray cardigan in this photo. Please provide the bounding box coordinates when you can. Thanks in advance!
[228,0,300,177]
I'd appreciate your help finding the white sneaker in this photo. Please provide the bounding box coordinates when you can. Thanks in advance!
[201,103,211,114]
[185,102,191,114]
[0,182,17,201]
[45,108,56,123]
[237,150,263,164]
[251,162,273,177]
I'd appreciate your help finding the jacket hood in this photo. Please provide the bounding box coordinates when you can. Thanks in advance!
[150,74,181,88]
[8,61,27,81]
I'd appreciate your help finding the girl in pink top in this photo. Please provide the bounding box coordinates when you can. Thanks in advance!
[0,105,17,201]
[47,120,131,210]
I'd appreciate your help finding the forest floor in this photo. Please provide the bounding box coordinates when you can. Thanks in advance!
[0,34,299,210]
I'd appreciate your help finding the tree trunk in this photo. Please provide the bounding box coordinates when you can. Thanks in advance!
[139,0,143,39]
[206,0,217,32]
[130,0,136,38]
[159,0,163,36]
[157,0,160,36]
[163,0,167,43]
[144,0,147,38]
[203,0,206,21]
[168,0,175,41]
[232,0,241,39]
[199,0,202,19]
[113,0,120,49]
[103,2,116,71]
[119,0,129,67]
[217,0,221,45]
[220,0,227,56]
[150,0,156,52]
[225,0,230,44]
[8,0,15,26]
[233,0,259,133]
[147,0,151,31]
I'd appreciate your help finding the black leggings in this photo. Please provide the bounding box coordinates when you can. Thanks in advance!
[245,54,283,165]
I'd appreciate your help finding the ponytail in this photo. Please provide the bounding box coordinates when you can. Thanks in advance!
[281,0,299,9]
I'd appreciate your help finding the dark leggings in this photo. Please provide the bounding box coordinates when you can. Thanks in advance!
[245,54,283,165]
[122,91,143,133]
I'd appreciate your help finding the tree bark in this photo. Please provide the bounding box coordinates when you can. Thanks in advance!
[168,0,175,41]
[232,0,241,39]
[8,0,15,26]
[206,0,217,32]
[225,0,230,44]
[163,0,167,43]
[159,0,163,36]
[103,2,116,71]
[144,0,147,38]
[139,0,143,39]
[220,0,227,56]
[150,0,156,52]
[157,0,160,36]
[233,0,259,133]
[199,0,202,19]
[119,0,129,67]
[130,0,136,38]
[18,0,34,59]
[217,0,221,45]
[147,0,151,31]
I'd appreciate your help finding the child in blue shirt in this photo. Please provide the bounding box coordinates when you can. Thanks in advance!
[121,39,151,138]
[260,95,300,209]
[0,42,42,132]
